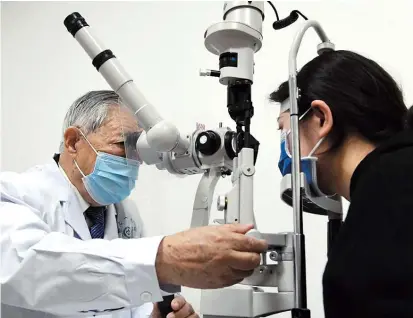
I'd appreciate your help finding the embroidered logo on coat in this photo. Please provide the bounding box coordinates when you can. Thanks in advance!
[117,217,137,239]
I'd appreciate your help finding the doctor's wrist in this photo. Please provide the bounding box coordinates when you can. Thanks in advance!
[155,235,179,286]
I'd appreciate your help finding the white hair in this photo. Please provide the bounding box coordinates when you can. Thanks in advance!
[59,90,120,152]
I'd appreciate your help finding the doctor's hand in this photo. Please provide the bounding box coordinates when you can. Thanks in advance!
[155,224,267,289]
[151,296,198,318]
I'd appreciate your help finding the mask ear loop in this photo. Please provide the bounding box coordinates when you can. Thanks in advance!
[298,106,312,121]
[74,129,99,177]
[74,160,86,178]
[297,106,325,158]
[308,137,325,157]
[284,106,313,157]
[288,105,336,197]
[77,129,99,156]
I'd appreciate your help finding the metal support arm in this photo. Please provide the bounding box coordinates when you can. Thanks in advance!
[288,20,335,311]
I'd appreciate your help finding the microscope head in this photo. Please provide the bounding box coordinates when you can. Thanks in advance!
[203,1,264,85]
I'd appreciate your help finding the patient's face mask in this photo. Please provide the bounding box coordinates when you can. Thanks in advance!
[278,108,329,197]
[74,130,141,206]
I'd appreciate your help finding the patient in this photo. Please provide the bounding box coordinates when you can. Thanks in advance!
[272,50,413,318]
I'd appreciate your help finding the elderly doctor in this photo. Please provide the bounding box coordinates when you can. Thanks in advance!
[0,90,268,318]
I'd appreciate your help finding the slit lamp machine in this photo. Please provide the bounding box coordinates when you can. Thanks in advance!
[63,2,343,318]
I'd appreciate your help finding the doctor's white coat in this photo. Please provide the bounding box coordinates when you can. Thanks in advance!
[0,159,178,318]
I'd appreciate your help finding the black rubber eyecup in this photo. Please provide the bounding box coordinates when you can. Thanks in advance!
[64,12,89,37]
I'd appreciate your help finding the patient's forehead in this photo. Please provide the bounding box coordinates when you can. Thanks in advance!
[278,110,291,131]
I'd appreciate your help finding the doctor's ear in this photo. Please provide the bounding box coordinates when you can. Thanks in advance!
[64,127,81,156]
[311,100,333,138]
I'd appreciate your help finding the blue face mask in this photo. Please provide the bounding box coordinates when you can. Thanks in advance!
[278,132,320,185]
[75,131,141,206]
[278,131,292,176]
[278,109,328,197]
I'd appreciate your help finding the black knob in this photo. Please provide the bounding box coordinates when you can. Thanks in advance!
[64,12,89,37]
[196,131,221,156]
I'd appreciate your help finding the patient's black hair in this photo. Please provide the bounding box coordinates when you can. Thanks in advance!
[270,50,412,151]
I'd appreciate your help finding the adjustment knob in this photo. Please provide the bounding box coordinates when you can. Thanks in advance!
[217,195,227,211]
[196,130,221,156]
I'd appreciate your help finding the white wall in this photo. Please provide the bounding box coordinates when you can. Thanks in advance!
[2,1,413,317]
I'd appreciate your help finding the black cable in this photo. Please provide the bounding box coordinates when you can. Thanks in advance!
[267,2,309,30]
[267,1,280,21]
[294,10,308,20]
[272,9,309,30]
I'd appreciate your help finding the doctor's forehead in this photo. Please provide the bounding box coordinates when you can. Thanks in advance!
[99,106,141,140]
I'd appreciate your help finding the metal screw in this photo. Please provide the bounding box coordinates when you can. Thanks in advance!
[269,251,279,261]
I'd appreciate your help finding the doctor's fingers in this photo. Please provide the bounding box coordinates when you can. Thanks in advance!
[221,223,255,234]
[170,296,187,311]
[228,232,268,253]
[168,301,196,318]
[227,250,262,271]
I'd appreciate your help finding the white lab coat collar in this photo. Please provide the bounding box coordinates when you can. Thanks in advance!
[50,160,91,240]
[58,165,90,213]
[54,158,119,241]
